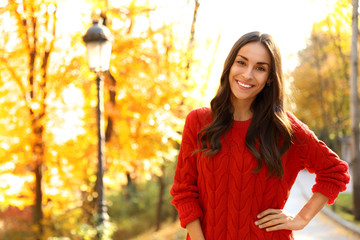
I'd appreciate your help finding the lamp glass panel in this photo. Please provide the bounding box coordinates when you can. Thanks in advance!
[86,42,101,72]
[99,40,112,72]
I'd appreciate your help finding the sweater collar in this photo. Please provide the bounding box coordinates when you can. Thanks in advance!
[232,118,252,129]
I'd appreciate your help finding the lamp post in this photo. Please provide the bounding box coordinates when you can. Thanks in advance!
[82,18,112,235]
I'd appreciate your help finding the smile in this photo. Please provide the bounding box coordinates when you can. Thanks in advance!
[236,80,253,89]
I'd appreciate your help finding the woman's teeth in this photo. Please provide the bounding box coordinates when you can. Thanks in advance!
[237,81,252,88]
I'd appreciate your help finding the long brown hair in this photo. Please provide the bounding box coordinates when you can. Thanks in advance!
[197,31,293,178]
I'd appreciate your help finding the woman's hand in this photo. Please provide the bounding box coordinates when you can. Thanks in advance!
[255,192,329,232]
[255,209,308,232]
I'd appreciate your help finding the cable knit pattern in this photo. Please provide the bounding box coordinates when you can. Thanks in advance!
[170,107,350,240]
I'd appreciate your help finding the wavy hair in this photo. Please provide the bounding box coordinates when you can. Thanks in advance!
[197,31,293,178]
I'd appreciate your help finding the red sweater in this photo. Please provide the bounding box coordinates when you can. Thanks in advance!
[170,107,350,240]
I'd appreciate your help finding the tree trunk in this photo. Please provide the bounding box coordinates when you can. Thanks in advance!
[350,0,360,220]
[26,12,44,238]
[6,2,57,238]
[124,172,135,200]
[105,71,117,142]
[33,138,44,239]
[155,165,166,231]
[185,0,200,81]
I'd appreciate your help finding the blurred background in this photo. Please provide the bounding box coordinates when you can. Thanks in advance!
[0,0,357,239]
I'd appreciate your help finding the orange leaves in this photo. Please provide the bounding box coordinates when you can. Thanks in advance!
[0,1,213,236]
[117,120,131,147]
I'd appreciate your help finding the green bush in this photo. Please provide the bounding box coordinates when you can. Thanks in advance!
[109,162,177,240]
[331,193,360,227]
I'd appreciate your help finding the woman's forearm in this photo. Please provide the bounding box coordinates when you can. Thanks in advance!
[296,191,329,224]
[186,218,205,240]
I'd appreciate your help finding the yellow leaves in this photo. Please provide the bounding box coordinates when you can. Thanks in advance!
[105,102,132,120]
[141,158,163,180]
[0,2,213,234]
[0,142,10,151]
[291,0,351,149]
[80,184,88,191]
[89,175,97,183]
[0,173,34,209]
[103,3,203,180]
[117,120,131,145]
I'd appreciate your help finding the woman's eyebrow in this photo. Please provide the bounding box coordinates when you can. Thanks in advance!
[238,54,270,66]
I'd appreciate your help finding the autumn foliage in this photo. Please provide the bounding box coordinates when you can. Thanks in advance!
[1,0,357,239]
[291,0,352,152]
[0,0,208,239]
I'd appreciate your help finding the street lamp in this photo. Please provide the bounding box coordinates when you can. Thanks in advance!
[83,19,112,72]
[82,18,112,233]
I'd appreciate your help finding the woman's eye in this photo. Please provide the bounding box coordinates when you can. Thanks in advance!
[237,61,245,66]
[257,66,266,71]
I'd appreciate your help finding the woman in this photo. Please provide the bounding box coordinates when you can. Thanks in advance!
[170,31,350,240]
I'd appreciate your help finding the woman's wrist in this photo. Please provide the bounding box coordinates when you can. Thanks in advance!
[186,218,205,240]
[296,192,328,226]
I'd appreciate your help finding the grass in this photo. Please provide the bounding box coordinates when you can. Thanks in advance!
[330,193,360,227]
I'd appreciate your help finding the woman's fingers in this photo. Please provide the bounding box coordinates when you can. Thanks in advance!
[256,218,283,229]
[256,208,284,226]
[257,208,281,219]
[255,209,295,231]
[264,223,287,232]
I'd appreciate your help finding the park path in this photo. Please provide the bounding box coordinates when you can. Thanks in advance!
[285,170,360,240]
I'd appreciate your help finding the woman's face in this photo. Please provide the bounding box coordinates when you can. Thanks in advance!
[229,41,271,107]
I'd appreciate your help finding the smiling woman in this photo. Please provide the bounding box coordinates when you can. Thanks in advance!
[170,31,350,240]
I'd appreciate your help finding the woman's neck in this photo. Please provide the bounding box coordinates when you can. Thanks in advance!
[232,98,253,121]
[233,109,253,121]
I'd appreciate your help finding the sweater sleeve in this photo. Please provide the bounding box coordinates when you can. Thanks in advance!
[170,109,203,228]
[290,114,350,204]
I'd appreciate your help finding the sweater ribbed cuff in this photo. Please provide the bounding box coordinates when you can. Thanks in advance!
[312,181,343,204]
[178,201,203,228]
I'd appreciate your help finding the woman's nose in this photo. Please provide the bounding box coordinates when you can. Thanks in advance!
[242,67,253,80]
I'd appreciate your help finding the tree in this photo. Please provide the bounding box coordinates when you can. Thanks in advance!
[0,1,58,238]
[0,0,215,238]
[291,0,360,220]
[291,0,352,153]
[0,0,104,238]
[103,0,203,185]
[350,0,360,220]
